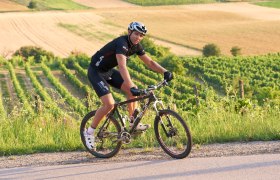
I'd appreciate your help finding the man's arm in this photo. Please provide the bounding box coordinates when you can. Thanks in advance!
[139,54,167,74]
[116,54,135,88]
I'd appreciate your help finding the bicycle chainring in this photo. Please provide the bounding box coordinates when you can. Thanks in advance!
[119,131,131,144]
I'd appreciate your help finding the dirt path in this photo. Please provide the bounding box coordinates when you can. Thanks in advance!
[73,0,137,8]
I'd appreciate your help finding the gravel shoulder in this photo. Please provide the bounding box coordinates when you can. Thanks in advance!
[1,141,279,169]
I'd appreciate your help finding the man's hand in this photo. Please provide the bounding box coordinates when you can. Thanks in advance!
[164,71,173,82]
[130,87,141,96]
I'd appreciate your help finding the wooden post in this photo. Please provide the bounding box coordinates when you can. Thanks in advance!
[239,80,244,99]
[85,92,89,108]
[193,85,200,107]
[34,95,42,113]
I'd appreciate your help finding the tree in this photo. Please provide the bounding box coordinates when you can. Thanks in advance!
[202,43,221,57]
[28,1,37,9]
[160,55,185,75]
[13,46,54,63]
[231,46,242,56]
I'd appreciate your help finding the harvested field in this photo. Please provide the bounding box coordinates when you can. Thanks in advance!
[0,0,28,12]
[0,1,279,57]
[96,2,280,55]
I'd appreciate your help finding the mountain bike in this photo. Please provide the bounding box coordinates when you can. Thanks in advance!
[80,80,192,159]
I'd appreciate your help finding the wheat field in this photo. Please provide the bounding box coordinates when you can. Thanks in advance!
[0,1,280,56]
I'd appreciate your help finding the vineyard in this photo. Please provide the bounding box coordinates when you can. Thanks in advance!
[0,39,280,155]
[183,54,280,104]
[0,55,202,118]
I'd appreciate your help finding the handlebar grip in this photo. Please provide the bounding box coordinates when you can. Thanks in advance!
[130,87,141,96]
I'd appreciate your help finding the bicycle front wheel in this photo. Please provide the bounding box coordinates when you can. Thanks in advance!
[80,111,122,158]
[154,109,192,159]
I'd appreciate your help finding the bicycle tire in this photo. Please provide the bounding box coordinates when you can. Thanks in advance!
[80,110,122,158]
[154,109,192,159]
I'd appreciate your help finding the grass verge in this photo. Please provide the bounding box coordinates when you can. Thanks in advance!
[0,111,82,156]
[58,23,116,42]
[1,94,279,156]
[11,0,90,10]
[253,0,280,9]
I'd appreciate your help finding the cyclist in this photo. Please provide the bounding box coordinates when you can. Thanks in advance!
[85,21,173,149]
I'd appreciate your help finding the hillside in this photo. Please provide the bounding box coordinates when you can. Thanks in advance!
[0,0,279,156]
[0,2,280,58]
[0,45,279,155]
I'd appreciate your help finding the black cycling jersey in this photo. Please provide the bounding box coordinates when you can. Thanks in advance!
[90,35,145,72]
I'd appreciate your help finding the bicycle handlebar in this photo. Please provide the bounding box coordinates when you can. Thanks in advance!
[130,80,168,96]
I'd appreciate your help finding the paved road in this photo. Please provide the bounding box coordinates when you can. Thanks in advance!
[1,154,279,180]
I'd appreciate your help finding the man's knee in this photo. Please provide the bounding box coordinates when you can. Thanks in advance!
[104,103,114,111]
[100,93,115,109]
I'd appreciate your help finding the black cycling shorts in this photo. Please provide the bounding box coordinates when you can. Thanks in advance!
[88,65,124,97]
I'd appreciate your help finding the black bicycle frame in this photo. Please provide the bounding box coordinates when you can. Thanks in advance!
[108,92,157,133]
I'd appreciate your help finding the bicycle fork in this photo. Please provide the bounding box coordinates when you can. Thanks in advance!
[153,100,175,137]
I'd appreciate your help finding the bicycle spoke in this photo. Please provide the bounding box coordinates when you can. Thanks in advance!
[155,110,192,159]
[80,111,122,158]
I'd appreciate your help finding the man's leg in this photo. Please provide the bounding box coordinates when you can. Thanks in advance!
[120,83,150,130]
[91,93,115,128]
[84,93,114,149]
[120,83,137,118]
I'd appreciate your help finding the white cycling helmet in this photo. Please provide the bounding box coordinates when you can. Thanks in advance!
[128,22,147,35]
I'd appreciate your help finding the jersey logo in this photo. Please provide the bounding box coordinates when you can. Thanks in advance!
[95,56,104,67]
[122,46,128,51]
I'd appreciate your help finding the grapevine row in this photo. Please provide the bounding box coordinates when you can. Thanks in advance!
[59,62,92,97]
[127,66,190,100]
[0,89,6,119]
[24,62,64,114]
[41,62,87,115]
[73,62,87,77]
[7,62,34,114]
[128,58,198,95]
[184,55,280,95]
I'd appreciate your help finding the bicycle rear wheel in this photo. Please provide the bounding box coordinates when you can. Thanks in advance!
[154,109,192,159]
[80,111,122,158]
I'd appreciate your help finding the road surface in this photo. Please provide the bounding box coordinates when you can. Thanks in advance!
[0,153,279,180]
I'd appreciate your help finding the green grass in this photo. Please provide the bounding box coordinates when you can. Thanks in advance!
[1,54,279,156]
[58,23,116,42]
[1,94,279,156]
[11,0,90,10]
[0,90,6,119]
[188,104,280,144]
[0,111,82,156]
[254,0,280,9]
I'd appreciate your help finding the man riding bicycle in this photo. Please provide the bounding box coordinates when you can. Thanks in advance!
[85,21,173,149]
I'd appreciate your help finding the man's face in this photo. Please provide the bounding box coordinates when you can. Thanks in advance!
[129,31,145,45]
